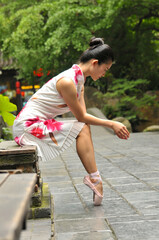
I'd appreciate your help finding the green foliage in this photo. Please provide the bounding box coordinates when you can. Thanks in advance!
[2,127,13,140]
[103,0,159,88]
[0,0,109,83]
[0,0,158,89]
[0,94,17,126]
[99,78,157,125]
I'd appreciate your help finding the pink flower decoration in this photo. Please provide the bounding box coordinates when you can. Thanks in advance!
[72,65,82,85]
[15,136,21,146]
[30,127,45,139]
[25,117,41,127]
[44,119,63,132]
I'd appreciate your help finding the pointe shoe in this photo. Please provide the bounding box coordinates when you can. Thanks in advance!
[93,192,103,206]
[83,175,103,206]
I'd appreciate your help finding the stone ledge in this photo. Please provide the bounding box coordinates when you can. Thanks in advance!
[143,125,159,132]
[29,183,51,219]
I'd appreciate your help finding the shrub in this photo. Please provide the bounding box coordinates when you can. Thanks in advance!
[95,78,157,129]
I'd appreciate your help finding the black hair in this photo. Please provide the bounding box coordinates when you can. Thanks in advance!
[79,37,114,64]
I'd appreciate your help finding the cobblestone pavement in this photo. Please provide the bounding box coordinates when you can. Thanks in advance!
[21,126,159,240]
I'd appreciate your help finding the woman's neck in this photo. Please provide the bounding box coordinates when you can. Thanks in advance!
[78,62,91,79]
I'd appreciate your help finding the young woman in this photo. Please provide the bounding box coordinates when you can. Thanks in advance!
[13,37,130,205]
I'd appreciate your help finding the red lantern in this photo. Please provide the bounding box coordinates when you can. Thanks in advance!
[16,81,20,88]
[16,81,21,94]
[21,91,25,97]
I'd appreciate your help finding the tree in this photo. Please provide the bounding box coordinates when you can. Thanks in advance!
[0,0,158,90]
[103,0,159,89]
[0,0,112,84]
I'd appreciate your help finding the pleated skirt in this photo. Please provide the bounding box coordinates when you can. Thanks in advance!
[13,119,85,162]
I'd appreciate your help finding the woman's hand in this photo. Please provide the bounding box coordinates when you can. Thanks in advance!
[112,121,130,139]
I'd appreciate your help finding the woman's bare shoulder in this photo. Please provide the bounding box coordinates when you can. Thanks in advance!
[56,77,76,95]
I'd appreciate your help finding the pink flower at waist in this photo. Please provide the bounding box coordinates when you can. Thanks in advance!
[31,127,45,139]
[44,119,63,132]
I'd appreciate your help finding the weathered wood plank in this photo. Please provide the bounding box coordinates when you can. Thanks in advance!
[0,173,37,240]
[0,141,39,173]
[0,141,37,155]
[0,153,37,164]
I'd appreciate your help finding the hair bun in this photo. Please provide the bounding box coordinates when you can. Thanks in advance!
[89,37,104,49]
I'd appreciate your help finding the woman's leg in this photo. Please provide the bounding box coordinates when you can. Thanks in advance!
[76,124,103,195]
[76,124,97,173]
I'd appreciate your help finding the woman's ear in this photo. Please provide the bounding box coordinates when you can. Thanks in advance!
[92,59,99,66]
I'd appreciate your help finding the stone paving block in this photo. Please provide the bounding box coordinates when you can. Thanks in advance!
[55,231,115,240]
[105,154,128,161]
[108,213,159,227]
[95,148,121,157]
[41,167,68,177]
[131,155,155,162]
[65,163,84,171]
[20,219,52,240]
[136,177,159,187]
[105,176,140,186]
[131,200,159,215]
[111,220,159,240]
[40,161,64,169]
[122,191,159,203]
[49,181,75,194]
[75,183,94,202]
[54,203,87,220]
[143,148,159,155]
[69,169,87,179]
[113,183,152,193]
[114,161,150,173]
[118,164,152,173]
[143,160,159,170]
[50,186,75,195]
[133,171,159,179]
[101,169,130,179]
[94,198,138,217]
[43,175,71,183]
[72,177,84,185]
[54,218,109,234]
[53,192,81,205]
[95,161,116,169]
[102,185,122,200]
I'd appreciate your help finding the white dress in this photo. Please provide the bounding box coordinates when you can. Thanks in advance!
[13,64,85,161]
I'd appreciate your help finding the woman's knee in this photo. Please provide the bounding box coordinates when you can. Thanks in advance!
[78,123,91,137]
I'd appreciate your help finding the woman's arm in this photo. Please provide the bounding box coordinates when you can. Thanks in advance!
[56,78,130,139]
[79,85,86,113]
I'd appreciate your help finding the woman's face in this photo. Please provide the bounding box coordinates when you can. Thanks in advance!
[90,60,112,81]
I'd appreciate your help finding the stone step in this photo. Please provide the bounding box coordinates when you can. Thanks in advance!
[29,182,51,219]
